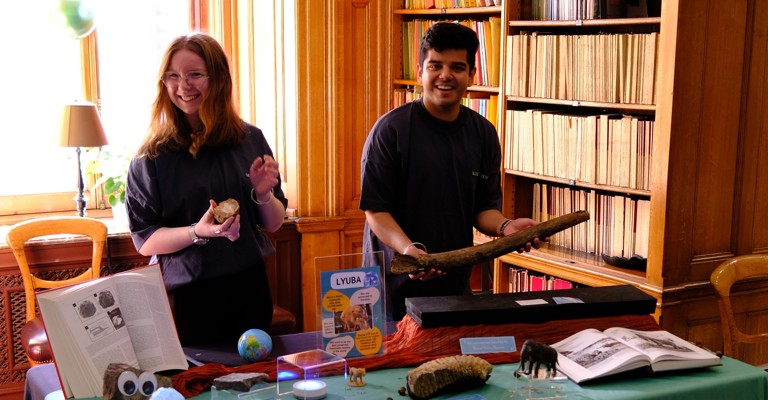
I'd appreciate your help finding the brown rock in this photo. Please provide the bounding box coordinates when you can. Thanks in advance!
[213,198,240,223]
[212,372,268,392]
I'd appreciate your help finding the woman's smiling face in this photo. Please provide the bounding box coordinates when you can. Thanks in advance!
[164,48,209,127]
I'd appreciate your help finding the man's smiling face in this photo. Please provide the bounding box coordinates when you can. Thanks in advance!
[417,48,475,122]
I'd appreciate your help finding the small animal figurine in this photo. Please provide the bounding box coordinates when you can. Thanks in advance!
[348,367,366,387]
[514,339,558,379]
[103,363,173,400]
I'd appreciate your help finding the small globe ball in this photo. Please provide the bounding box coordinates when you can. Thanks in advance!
[237,329,272,363]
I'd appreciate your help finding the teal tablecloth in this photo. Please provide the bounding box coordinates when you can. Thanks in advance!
[203,356,768,400]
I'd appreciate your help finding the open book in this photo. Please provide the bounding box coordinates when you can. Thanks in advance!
[551,327,721,383]
[37,264,188,398]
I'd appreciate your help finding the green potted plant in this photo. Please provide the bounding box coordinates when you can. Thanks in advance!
[86,147,131,209]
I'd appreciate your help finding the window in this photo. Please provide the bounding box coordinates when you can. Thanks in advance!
[0,1,295,217]
[96,1,189,151]
[0,3,83,202]
[0,1,189,215]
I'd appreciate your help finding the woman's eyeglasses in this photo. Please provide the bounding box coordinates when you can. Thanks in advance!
[161,71,209,86]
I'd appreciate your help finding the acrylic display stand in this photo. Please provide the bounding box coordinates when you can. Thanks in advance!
[314,252,387,357]
[509,368,569,399]
[276,349,347,399]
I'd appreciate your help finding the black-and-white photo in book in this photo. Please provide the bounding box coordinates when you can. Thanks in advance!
[551,327,721,384]
[36,264,188,399]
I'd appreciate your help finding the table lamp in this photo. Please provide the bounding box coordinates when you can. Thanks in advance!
[59,102,109,217]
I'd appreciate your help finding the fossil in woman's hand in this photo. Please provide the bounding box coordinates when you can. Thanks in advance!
[213,198,240,223]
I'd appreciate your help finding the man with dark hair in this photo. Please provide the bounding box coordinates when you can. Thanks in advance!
[360,22,542,321]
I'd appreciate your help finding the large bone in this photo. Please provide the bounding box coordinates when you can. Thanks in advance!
[391,210,590,275]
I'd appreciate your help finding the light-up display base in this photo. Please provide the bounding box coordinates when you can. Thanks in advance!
[276,349,347,399]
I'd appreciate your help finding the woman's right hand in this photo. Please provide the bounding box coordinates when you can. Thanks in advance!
[195,200,241,241]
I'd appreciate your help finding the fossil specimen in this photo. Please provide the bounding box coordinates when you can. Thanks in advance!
[406,355,493,399]
[391,210,589,275]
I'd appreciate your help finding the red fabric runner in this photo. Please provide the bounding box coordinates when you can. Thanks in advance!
[172,314,659,397]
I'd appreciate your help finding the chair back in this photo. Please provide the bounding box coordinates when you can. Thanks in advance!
[710,254,768,360]
[6,216,107,364]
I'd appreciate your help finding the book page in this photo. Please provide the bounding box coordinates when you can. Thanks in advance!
[551,328,650,383]
[112,267,188,371]
[603,328,721,371]
[38,277,141,398]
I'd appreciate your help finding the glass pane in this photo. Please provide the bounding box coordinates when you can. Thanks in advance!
[0,1,189,205]
[0,2,83,196]
[95,0,190,153]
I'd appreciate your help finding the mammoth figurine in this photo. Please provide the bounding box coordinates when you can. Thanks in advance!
[348,367,366,387]
[514,339,558,379]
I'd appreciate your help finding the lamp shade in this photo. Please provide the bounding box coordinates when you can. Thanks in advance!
[59,103,108,147]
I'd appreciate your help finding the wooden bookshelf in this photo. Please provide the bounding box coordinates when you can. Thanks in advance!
[394,6,503,15]
[496,0,662,296]
[484,0,768,366]
[387,0,768,365]
[504,96,656,111]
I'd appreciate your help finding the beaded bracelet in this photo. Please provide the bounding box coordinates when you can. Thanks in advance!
[403,242,427,254]
[498,219,513,237]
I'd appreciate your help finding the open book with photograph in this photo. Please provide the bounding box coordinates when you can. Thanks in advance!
[37,264,187,398]
[551,327,721,383]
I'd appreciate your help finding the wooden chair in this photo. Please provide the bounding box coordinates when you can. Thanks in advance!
[6,216,107,365]
[271,305,297,335]
[710,254,768,362]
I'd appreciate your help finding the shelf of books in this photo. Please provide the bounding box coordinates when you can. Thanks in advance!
[494,0,661,294]
[392,1,503,128]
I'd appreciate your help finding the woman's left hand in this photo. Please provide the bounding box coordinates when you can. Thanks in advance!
[249,155,280,200]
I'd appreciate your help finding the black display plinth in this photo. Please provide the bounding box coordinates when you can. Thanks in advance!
[405,285,656,328]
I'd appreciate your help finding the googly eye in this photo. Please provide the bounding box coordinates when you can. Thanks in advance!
[138,371,158,396]
[117,371,139,396]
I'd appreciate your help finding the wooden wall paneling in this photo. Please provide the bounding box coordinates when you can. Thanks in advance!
[689,0,746,261]
[262,220,303,332]
[742,308,768,365]
[728,281,768,364]
[657,289,722,354]
[338,0,391,216]
[0,254,26,400]
[711,7,768,358]
[660,0,710,283]
[294,0,388,217]
[295,0,332,217]
[293,0,389,330]
[294,215,368,331]
[645,0,680,289]
[342,218,366,255]
[295,217,346,331]
[736,0,768,255]
[654,0,746,286]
